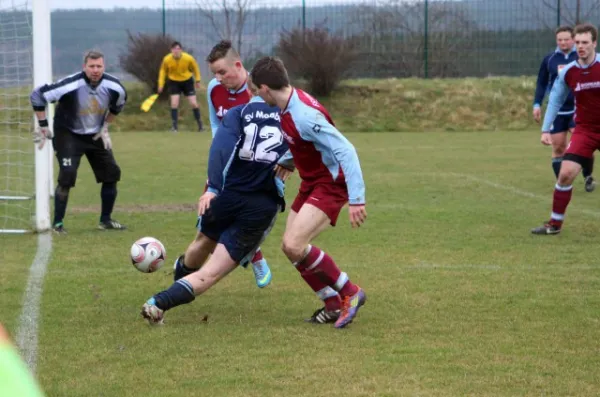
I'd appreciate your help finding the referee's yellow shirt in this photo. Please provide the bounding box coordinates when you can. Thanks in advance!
[158,52,201,89]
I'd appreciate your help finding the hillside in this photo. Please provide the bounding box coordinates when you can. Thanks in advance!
[112,77,539,133]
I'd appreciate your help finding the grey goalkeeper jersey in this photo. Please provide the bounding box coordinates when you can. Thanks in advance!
[30,72,127,135]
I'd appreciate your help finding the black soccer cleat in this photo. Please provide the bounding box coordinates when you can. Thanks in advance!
[304,307,340,324]
[52,222,67,235]
[531,223,561,235]
[173,254,196,281]
[585,176,596,192]
[98,219,127,231]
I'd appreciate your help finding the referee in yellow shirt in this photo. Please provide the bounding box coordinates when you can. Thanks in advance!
[158,41,204,132]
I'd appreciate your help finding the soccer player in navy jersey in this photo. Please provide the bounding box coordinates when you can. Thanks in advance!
[250,56,367,329]
[532,23,600,235]
[534,25,595,190]
[175,40,274,288]
[141,86,287,324]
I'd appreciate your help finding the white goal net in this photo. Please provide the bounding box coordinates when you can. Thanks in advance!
[0,0,52,233]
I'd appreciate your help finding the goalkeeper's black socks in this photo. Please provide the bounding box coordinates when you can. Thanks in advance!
[53,185,69,226]
[171,108,178,130]
[100,182,117,223]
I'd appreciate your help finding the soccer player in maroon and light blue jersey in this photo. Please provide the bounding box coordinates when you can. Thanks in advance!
[250,56,367,328]
[532,23,600,235]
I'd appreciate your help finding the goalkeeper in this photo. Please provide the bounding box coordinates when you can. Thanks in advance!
[30,50,128,234]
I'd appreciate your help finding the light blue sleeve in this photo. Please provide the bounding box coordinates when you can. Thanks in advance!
[206,78,221,137]
[296,108,366,205]
[541,66,571,132]
[277,150,295,170]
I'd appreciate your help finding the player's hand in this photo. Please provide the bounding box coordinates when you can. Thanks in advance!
[157,86,163,94]
[93,124,112,150]
[541,132,552,146]
[349,205,367,228]
[274,165,293,181]
[33,126,53,150]
[533,107,542,123]
[195,81,201,89]
[197,191,217,216]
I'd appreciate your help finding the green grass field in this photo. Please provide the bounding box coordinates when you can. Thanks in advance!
[3,129,600,396]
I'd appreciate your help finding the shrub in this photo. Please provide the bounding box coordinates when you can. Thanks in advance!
[276,26,358,96]
[119,31,179,96]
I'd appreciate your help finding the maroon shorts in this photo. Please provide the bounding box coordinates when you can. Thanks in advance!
[291,182,348,226]
[565,126,600,159]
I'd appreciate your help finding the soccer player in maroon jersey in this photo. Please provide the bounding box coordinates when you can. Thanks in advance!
[250,56,367,328]
[206,41,251,137]
[532,23,600,235]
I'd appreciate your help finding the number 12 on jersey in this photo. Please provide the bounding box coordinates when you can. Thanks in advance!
[239,123,284,163]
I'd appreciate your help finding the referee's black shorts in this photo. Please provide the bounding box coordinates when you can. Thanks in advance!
[52,127,121,188]
[168,77,195,96]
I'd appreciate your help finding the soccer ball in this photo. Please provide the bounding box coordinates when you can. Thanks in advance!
[130,237,166,273]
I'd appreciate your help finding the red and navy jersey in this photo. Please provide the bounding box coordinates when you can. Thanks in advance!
[206,77,251,137]
[543,55,600,132]
[278,88,365,205]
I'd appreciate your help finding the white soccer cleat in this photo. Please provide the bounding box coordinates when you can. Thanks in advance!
[141,298,164,325]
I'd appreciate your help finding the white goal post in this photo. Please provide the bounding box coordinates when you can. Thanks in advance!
[0,0,53,233]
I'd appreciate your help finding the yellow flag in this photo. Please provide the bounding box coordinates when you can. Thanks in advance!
[140,94,158,112]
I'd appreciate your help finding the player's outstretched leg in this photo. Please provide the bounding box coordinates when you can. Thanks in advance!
[532,159,581,235]
[282,205,366,329]
[250,248,272,288]
[173,232,217,281]
[142,244,237,325]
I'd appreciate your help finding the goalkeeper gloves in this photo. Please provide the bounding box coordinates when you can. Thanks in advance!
[93,123,112,150]
[33,119,53,150]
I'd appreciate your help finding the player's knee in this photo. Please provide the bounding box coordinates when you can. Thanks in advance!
[281,236,305,262]
[102,164,121,184]
[58,168,77,188]
[55,185,70,200]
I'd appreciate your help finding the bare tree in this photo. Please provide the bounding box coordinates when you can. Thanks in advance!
[194,0,255,57]
[349,0,477,78]
[542,0,600,26]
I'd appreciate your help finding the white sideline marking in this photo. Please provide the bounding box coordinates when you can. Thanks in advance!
[16,232,52,373]
[444,172,600,218]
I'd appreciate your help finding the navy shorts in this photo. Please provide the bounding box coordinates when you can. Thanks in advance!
[551,114,575,134]
[197,191,279,266]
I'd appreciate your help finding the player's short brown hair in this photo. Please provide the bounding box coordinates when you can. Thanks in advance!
[206,40,240,63]
[83,50,104,64]
[171,41,182,49]
[555,25,574,36]
[574,23,598,42]
[249,56,290,90]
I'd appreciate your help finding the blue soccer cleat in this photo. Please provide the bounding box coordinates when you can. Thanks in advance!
[252,258,272,288]
[334,288,367,329]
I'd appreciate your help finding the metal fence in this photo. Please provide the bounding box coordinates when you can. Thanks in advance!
[47,0,600,80]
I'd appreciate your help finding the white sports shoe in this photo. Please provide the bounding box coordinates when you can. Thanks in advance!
[141,298,164,325]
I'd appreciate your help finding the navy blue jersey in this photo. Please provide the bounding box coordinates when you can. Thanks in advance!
[534,46,577,114]
[31,71,127,135]
[207,96,288,200]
